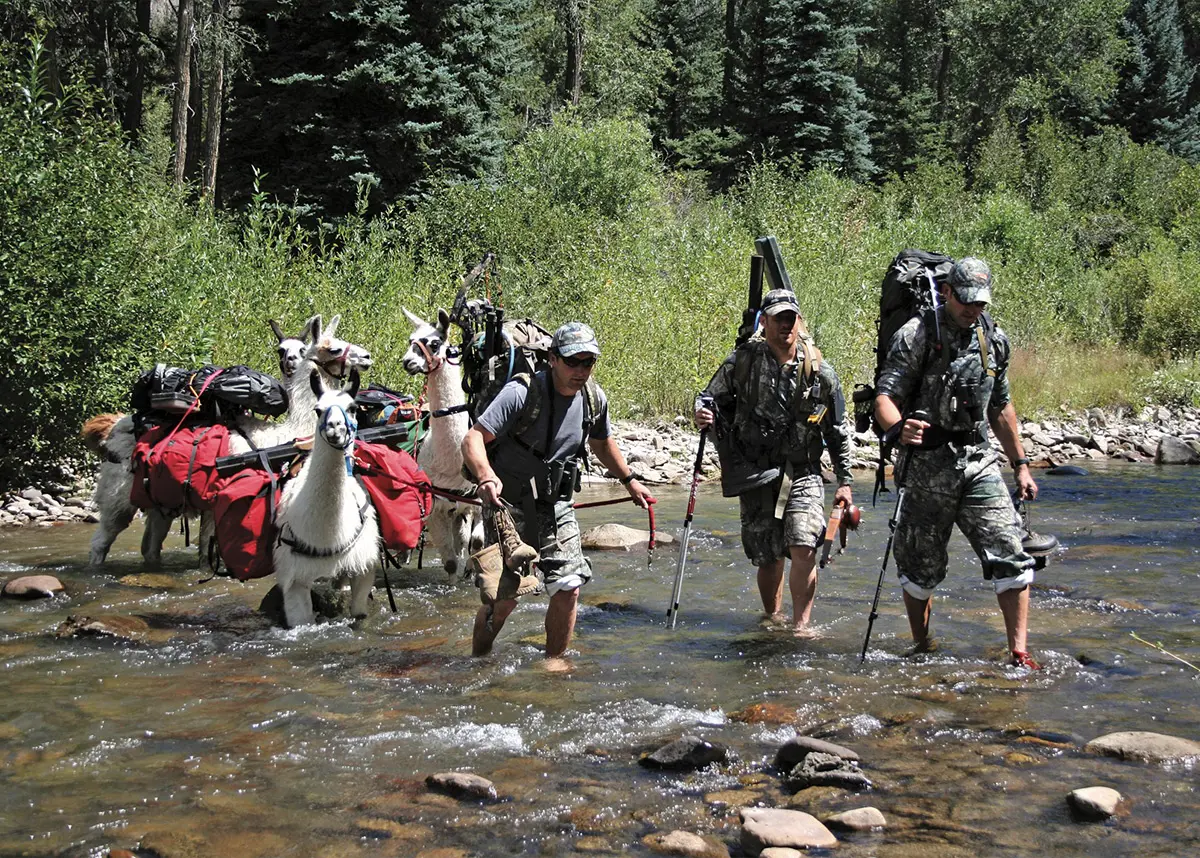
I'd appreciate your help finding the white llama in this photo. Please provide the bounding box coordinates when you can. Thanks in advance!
[401,308,483,576]
[270,317,312,383]
[273,369,380,627]
[86,315,369,567]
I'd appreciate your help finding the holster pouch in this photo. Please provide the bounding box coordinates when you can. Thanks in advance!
[852,384,875,434]
[714,426,780,498]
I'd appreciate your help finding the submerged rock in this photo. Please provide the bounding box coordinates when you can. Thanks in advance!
[641,735,728,771]
[1067,786,1124,821]
[641,829,730,857]
[739,807,838,852]
[787,752,872,791]
[581,523,675,550]
[424,772,497,801]
[55,614,151,642]
[1085,731,1200,764]
[825,806,887,831]
[2,575,64,599]
[775,736,860,769]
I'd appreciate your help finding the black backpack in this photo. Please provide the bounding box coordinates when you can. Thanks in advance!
[455,296,555,423]
[130,364,288,420]
[852,249,955,436]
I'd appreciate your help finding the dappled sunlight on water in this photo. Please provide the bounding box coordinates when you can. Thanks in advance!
[0,461,1196,856]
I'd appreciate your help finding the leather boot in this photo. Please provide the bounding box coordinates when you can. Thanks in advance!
[492,505,539,571]
[470,543,539,605]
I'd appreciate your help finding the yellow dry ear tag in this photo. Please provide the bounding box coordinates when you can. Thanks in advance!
[807,405,827,424]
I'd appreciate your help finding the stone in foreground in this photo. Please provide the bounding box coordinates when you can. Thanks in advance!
[641,735,728,771]
[740,807,838,853]
[1155,436,1200,465]
[824,807,887,831]
[581,522,675,550]
[424,772,497,801]
[641,829,730,857]
[1084,731,1200,764]
[775,735,860,768]
[1066,786,1123,821]
[2,575,64,599]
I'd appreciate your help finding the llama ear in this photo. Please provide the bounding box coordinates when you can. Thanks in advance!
[326,314,341,339]
[309,368,323,398]
[437,308,450,334]
[403,307,426,329]
[269,319,285,343]
[346,368,361,400]
[307,314,323,344]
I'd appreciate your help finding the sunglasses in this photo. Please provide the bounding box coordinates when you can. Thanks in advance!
[557,353,597,369]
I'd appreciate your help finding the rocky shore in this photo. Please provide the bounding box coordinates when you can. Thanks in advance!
[2,405,1197,528]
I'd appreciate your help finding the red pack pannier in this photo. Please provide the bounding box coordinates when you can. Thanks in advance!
[354,441,432,552]
[129,422,230,512]
[210,468,280,581]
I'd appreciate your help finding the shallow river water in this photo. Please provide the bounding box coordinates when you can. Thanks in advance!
[0,461,1197,857]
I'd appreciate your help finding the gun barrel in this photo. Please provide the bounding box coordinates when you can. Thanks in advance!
[214,422,412,477]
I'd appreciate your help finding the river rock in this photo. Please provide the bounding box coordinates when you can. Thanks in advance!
[2,575,64,599]
[787,752,872,791]
[581,523,675,550]
[739,807,838,852]
[55,615,151,641]
[424,772,497,800]
[1085,731,1200,763]
[760,851,804,858]
[1155,436,1200,465]
[641,829,730,858]
[775,736,860,769]
[641,735,728,771]
[1067,786,1124,821]
[824,807,887,831]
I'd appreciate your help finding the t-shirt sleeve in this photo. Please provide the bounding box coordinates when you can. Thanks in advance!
[875,317,926,404]
[476,381,530,438]
[589,385,611,440]
[989,327,1013,410]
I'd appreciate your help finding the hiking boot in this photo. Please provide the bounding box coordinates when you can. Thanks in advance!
[470,543,539,605]
[1022,529,1060,556]
[492,505,539,571]
[1011,650,1042,670]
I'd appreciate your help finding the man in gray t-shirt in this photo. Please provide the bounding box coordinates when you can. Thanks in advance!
[463,322,654,660]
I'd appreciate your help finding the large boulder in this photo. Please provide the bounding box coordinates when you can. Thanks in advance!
[2,575,64,599]
[739,808,837,853]
[1085,731,1200,764]
[1155,436,1200,465]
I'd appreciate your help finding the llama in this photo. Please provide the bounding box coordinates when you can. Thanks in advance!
[86,315,370,567]
[273,369,379,627]
[401,308,483,576]
[270,317,316,382]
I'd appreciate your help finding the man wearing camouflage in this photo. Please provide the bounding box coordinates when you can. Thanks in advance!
[695,289,854,637]
[874,257,1041,668]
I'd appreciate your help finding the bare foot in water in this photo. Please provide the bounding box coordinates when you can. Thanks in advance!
[540,656,574,673]
[903,638,939,657]
[759,613,789,630]
[792,625,822,640]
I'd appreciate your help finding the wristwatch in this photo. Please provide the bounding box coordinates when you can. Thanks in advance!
[1012,456,1031,469]
[619,472,641,485]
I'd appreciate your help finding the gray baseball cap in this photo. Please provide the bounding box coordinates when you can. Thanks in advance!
[551,322,601,357]
[760,289,801,316]
[949,257,992,304]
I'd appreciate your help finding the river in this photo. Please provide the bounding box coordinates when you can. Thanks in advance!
[0,460,1196,857]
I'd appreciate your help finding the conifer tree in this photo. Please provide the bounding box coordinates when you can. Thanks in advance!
[647,0,725,170]
[222,0,520,215]
[1111,0,1200,160]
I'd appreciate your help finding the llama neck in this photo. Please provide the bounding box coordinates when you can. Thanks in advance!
[424,360,464,413]
[422,361,469,472]
[280,362,325,438]
[286,435,362,539]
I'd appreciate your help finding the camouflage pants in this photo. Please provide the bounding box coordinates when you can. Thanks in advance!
[739,472,826,567]
[502,499,591,595]
[893,446,1034,598]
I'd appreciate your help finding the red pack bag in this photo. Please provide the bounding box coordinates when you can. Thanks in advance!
[354,441,432,552]
[129,422,229,512]
[210,466,280,581]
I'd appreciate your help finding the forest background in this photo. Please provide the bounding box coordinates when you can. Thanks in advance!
[2,0,1200,487]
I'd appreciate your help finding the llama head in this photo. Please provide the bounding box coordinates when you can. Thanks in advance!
[401,307,452,375]
[310,367,362,451]
[304,313,373,380]
[270,316,317,382]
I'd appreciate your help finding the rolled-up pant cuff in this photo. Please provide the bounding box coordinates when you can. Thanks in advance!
[899,575,937,601]
[993,569,1034,594]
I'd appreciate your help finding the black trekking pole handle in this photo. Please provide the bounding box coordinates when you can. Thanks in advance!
[668,426,709,628]
[860,409,928,663]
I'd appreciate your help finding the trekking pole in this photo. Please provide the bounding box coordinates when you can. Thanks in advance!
[860,410,928,662]
[668,427,708,628]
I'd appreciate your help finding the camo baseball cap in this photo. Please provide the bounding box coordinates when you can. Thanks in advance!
[949,257,992,304]
[760,288,801,316]
[551,322,601,357]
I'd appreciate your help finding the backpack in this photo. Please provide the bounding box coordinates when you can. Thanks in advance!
[130,364,287,420]
[459,301,554,422]
[210,466,280,581]
[129,421,230,513]
[353,441,432,552]
[355,382,421,428]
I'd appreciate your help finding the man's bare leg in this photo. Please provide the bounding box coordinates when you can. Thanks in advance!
[788,546,818,636]
[472,598,517,656]
[997,586,1029,653]
[757,558,786,617]
[545,588,579,657]
[902,590,934,651]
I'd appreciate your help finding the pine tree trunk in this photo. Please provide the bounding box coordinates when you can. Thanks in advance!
[722,0,738,114]
[171,0,194,185]
[186,47,203,181]
[935,29,951,123]
[202,0,227,201]
[562,0,583,106]
[123,0,151,141]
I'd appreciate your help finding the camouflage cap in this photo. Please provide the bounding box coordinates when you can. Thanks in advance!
[949,257,992,304]
[760,288,801,316]
[551,321,601,357]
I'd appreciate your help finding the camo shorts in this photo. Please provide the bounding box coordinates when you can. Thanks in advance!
[893,448,1034,598]
[508,499,592,596]
[739,472,826,567]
